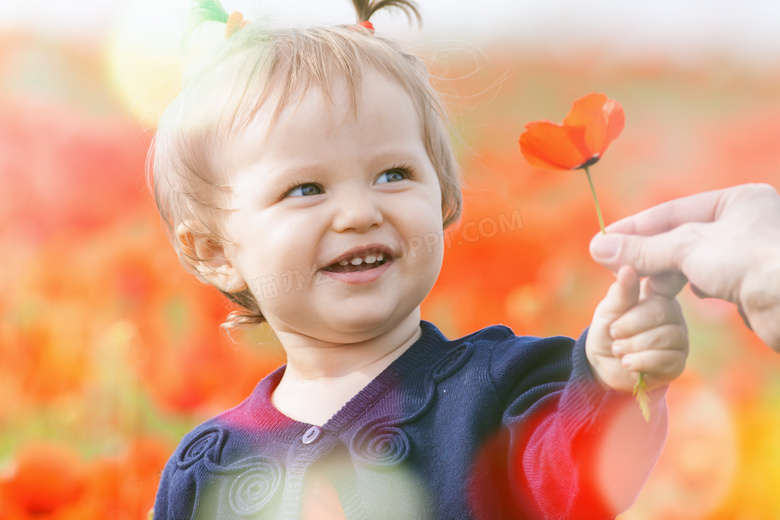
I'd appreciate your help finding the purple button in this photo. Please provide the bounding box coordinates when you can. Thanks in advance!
[302,426,322,445]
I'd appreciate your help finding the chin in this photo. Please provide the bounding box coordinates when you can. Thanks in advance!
[330,313,396,335]
[325,306,412,339]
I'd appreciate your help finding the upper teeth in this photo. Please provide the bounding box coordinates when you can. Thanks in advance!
[337,252,385,266]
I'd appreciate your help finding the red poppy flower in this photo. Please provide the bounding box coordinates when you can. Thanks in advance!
[519,93,624,170]
[5,442,86,514]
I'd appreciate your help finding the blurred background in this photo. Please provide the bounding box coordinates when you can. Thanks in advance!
[2,0,780,518]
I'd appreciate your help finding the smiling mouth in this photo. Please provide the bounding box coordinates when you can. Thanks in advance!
[323,252,389,273]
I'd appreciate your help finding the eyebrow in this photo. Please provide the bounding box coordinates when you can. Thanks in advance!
[363,148,427,167]
[273,149,424,177]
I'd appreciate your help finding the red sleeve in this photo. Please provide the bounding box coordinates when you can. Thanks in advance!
[472,329,667,519]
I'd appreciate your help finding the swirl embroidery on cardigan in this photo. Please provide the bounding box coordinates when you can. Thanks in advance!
[351,419,411,468]
[228,457,283,516]
[432,342,473,382]
[177,427,225,469]
[349,343,473,469]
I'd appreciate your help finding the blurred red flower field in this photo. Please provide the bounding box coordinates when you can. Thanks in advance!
[2,28,780,519]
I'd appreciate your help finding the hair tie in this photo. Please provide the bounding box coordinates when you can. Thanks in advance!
[358,20,375,33]
[225,11,249,38]
[188,0,250,41]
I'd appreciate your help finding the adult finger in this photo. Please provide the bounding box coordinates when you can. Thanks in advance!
[645,272,688,299]
[589,223,699,276]
[600,188,727,236]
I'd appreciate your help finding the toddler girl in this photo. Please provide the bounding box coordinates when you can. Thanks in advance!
[150,1,688,518]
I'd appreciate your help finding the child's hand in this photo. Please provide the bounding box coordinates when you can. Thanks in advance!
[586,266,689,393]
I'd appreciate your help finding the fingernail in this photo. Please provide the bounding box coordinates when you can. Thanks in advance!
[622,356,634,371]
[609,325,621,339]
[591,235,620,260]
[612,343,623,357]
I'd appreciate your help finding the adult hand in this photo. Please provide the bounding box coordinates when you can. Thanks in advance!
[589,183,780,352]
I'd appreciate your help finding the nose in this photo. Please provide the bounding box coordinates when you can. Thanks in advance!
[331,189,383,233]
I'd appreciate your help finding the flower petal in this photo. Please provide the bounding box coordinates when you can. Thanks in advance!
[563,93,607,157]
[603,98,625,154]
[519,121,591,170]
[563,93,624,158]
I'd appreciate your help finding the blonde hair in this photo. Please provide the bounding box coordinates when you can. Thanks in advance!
[149,4,462,327]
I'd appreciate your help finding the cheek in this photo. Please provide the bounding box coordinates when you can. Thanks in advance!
[252,230,327,298]
[396,192,445,260]
[265,218,322,263]
[428,240,445,278]
[413,182,445,225]
[404,224,444,283]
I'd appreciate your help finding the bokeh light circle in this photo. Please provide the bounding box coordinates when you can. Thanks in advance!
[106,0,223,128]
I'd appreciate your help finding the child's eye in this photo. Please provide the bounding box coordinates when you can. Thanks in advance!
[376,168,410,184]
[286,183,323,197]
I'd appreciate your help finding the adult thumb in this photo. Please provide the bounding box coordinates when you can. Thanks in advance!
[589,231,687,277]
[589,234,623,269]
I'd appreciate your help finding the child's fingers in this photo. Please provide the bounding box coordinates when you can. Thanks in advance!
[586,266,644,390]
[611,323,689,362]
[610,295,684,340]
[620,347,687,383]
[595,265,640,323]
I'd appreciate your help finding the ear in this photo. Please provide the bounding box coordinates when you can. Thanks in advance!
[176,221,247,293]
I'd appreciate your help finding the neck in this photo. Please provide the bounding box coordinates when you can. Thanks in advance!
[273,311,423,383]
[269,312,423,425]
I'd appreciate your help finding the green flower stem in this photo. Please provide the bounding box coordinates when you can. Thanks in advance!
[633,372,650,422]
[583,165,606,235]
[582,164,650,422]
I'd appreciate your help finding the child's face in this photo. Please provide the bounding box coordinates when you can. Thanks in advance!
[219,69,445,344]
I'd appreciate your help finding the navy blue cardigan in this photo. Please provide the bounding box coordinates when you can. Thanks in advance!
[153,321,666,519]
